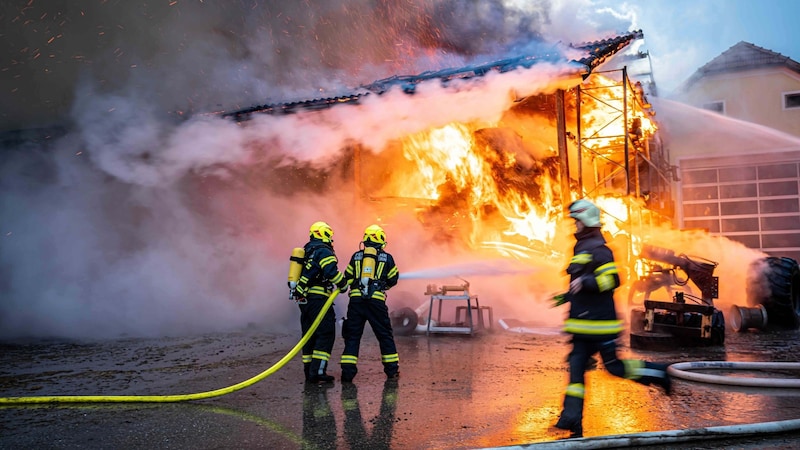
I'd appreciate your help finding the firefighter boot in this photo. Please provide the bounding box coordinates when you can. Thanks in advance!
[308,359,334,384]
[341,363,357,383]
[650,362,672,395]
[384,362,399,379]
[554,395,584,437]
[303,363,311,382]
[639,362,672,395]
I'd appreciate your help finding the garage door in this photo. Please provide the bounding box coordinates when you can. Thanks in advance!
[679,150,800,262]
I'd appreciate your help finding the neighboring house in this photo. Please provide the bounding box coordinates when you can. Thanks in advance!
[666,41,800,262]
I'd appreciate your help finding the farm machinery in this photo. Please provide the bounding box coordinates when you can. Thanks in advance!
[627,244,725,349]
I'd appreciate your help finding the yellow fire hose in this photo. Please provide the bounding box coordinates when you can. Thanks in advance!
[0,290,339,405]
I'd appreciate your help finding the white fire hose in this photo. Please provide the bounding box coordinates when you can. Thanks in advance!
[667,361,800,388]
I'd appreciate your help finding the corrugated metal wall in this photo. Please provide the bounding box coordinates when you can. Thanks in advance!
[679,150,800,262]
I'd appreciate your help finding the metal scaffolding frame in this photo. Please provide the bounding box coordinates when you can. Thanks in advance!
[573,66,675,220]
[553,66,678,275]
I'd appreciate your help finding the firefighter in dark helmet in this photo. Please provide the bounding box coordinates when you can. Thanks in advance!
[294,221,349,384]
[340,224,400,382]
[553,199,671,437]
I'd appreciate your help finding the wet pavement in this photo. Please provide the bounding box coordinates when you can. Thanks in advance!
[2,320,800,449]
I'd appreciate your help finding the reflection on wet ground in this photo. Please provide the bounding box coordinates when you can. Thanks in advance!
[2,326,800,449]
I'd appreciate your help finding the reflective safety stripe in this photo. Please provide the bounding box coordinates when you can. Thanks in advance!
[376,261,386,278]
[382,353,399,363]
[595,262,619,292]
[571,253,592,264]
[340,354,358,365]
[387,266,398,278]
[330,271,344,285]
[623,359,645,380]
[349,290,388,300]
[307,286,333,296]
[312,350,331,361]
[565,383,585,399]
[639,367,666,378]
[302,355,312,364]
[319,255,337,268]
[318,255,344,285]
[563,319,623,335]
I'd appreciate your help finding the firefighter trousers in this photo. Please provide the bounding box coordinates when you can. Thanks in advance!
[299,295,336,379]
[559,337,669,426]
[340,298,399,380]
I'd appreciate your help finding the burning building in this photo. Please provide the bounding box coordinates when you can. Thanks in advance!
[210,29,800,338]
[220,30,673,276]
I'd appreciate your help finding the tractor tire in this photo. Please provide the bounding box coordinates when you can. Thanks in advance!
[390,307,418,336]
[746,256,800,329]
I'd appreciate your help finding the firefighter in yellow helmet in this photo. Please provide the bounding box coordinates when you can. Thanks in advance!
[294,221,349,384]
[553,199,671,437]
[339,224,400,382]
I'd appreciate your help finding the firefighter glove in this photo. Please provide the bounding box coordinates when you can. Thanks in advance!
[551,292,569,308]
[569,277,583,294]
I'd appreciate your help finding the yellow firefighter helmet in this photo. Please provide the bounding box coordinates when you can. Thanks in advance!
[309,221,334,243]
[363,224,386,247]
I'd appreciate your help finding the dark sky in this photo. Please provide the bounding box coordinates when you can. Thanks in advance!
[0,0,552,133]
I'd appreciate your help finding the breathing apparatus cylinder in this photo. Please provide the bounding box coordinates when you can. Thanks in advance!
[360,246,378,295]
[288,247,305,298]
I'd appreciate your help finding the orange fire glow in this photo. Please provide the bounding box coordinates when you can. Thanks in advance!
[361,72,668,288]
[387,76,650,245]
[579,74,657,153]
[396,122,561,254]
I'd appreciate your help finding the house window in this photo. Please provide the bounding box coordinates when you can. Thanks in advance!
[784,91,800,109]
[702,101,724,114]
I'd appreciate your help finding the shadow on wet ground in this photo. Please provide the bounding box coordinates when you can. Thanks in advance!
[2,323,800,449]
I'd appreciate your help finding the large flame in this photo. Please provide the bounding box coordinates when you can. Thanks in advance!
[397,122,561,254]
[580,74,658,153]
[362,72,673,286]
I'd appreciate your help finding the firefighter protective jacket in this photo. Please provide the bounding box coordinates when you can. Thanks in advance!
[344,242,399,301]
[563,226,623,340]
[296,238,346,298]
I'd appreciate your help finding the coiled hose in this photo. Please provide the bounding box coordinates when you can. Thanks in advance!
[0,290,339,405]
